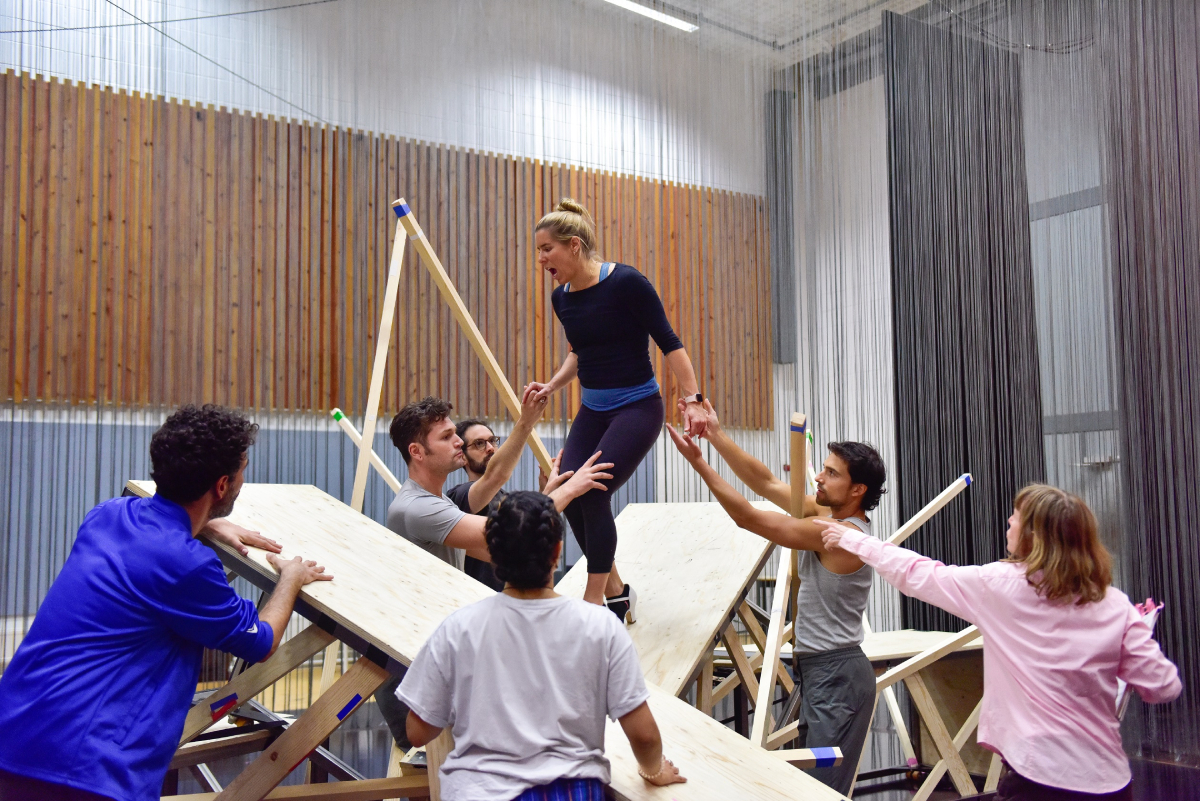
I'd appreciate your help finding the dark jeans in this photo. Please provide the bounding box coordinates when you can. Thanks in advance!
[373,670,413,750]
[792,645,876,795]
[996,767,1133,801]
[0,768,115,801]
[560,394,664,575]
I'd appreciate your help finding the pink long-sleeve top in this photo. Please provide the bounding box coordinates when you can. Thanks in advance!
[838,531,1180,793]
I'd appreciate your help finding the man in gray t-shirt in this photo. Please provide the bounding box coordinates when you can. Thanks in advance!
[374,394,613,749]
[384,395,610,571]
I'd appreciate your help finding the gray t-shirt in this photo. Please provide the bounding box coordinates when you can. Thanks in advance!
[387,479,468,572]
[794,516,875,656]
[397,593,649,801]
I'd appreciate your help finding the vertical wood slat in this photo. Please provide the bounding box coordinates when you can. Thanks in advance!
[0,69,773,430]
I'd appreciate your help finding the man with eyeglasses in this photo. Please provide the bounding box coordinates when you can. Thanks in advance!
[446,419,530,590]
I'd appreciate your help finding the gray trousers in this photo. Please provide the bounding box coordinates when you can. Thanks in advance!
[792,645,877,795]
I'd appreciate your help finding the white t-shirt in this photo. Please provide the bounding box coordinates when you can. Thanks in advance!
[397,593,649,801]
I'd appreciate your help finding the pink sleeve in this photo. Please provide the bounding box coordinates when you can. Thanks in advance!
[1119,605,1181,704]
[839,531,985,623]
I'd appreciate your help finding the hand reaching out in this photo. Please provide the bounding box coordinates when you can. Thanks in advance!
[205,519,283,556]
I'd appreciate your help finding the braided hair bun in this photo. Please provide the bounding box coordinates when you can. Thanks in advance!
[485,491,564,589]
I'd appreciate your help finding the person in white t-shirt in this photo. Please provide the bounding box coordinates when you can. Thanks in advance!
[397,491,686,801]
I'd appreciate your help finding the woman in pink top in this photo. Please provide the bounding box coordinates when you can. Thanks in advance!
[817,484,1180,801]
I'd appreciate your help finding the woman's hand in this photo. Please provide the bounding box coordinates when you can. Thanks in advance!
[666,425,705,465]
[641,756,687,786]
[205,519,283,556]
[814,518,855,551]
[523,381,554,404]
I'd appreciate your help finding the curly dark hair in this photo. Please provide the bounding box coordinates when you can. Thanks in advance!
[389,397,454,464]
[485,491,563,589]
[150,404,258,504]
[827,441,887,512]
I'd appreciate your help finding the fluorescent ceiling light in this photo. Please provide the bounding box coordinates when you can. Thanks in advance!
[599,0,699,32]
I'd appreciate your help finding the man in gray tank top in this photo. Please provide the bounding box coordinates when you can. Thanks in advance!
[667,401,886,796]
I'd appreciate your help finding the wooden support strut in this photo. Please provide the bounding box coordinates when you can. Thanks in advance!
[215,657,391,801]
[393,199,553,473]
[332,408,401,493]
[904,672,977,798]
[911,697,984,801]
[875,626,982,693]
[720,623,760,707]
[163,775,430,801]
[179,623,336,745]
[349,203,408,513]
[772,747,843,770]
[751,544,793,746]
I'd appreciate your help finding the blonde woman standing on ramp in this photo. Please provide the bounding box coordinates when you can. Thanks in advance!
[524,199,707,622]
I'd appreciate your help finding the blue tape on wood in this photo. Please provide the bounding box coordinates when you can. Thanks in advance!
[393,202,411,218]
[811,747,839,767]
[790,423,806,433]
[337,694,363,721]
[963,473,972,486]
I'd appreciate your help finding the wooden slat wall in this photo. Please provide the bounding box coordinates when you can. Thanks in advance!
[0,71,774,429]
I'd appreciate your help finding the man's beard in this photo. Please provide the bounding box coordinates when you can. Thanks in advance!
[465,452,492,476]
[210,486,240,519]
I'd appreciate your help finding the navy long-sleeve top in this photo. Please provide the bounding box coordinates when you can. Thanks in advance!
[551,263,683,389]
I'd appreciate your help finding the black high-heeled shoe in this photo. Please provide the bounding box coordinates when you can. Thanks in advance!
[605,584,638,625]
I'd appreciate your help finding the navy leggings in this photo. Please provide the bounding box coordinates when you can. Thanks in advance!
[560,394,663,575]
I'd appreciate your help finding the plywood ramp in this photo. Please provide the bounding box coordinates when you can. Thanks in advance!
[128,483,845,800]
[606,685,845,801]
[555,501,776,696]
[126,480,493,667]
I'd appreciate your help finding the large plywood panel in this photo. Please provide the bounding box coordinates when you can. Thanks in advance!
[556,502,776,696]
[128,483,845,800]
[126,481,492,667]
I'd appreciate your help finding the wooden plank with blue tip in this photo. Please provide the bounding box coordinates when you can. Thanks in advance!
[773,746,843,769]
[887,473,972,546]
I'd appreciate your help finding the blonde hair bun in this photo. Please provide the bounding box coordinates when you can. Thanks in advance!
[536,198,598,257]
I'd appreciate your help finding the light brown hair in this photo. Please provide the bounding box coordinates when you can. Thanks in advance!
[1006,484,1112,604]
[535,198,598,258]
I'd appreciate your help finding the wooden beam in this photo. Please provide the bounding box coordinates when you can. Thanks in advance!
[903,672,976,797]
[172,730,273,769]
[876,626,981,692]
[350,203,407,512]
[333,408,401,493]
[720,623,759,707]
[751,546,794,746]
[984,752,1003,793]
[911,697,984,801]
[165,775,429,801]
[738,602,793,693]
[179,624,335,744]
[773,747,842,770]
[425,728,454,801]
[215,657,390,801]
[888,474,972,546]
[394,199,553,473]
[787,414,806,639]
[765,720,800,751]
[697,653,713,716]
[862,615,917,767]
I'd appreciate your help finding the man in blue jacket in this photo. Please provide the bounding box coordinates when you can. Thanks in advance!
[0,404,332,801]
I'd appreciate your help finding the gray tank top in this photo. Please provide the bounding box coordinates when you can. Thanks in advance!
[792,516,874,656]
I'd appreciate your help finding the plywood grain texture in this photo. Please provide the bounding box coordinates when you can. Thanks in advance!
[555,501,776,696]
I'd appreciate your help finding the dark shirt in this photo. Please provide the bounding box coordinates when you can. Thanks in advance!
[446,480,505,592]
[0,494,273,801]
[551,264,683,389]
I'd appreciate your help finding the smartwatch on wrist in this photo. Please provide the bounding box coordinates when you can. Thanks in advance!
[683,393,704,405]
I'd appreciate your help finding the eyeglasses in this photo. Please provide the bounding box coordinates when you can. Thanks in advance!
[465,436,500,451]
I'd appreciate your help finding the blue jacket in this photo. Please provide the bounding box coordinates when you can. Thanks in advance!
[0,494,273,801]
